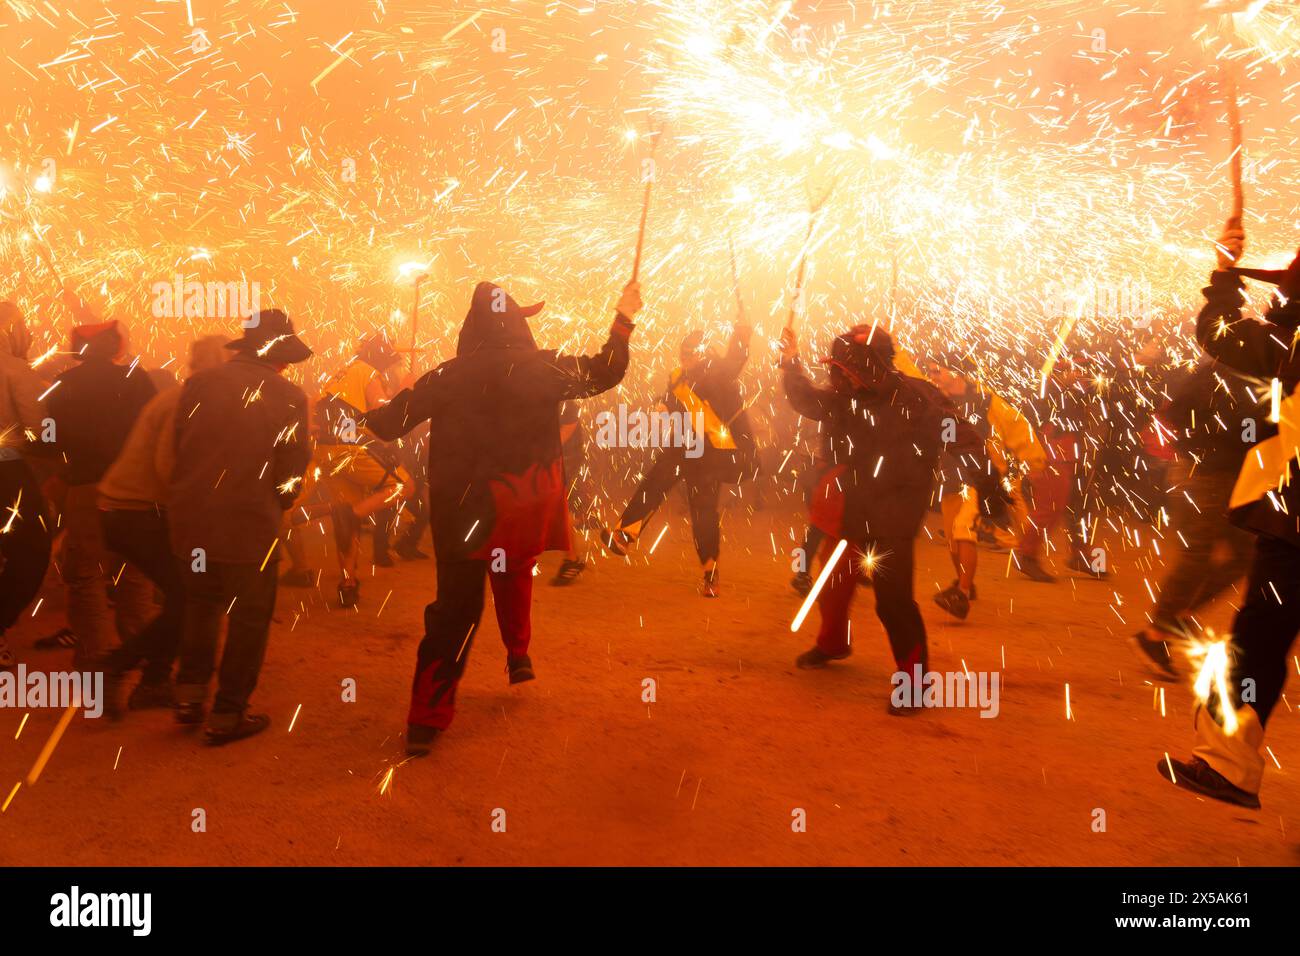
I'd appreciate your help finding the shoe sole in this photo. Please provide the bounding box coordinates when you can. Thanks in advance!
[205,717,271,746]
[509,670,536,684]
[1157,758,1260,809]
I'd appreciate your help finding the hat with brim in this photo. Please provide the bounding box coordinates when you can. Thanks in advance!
[225,309,313,364]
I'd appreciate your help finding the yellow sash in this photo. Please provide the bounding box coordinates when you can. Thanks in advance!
[1231,381,1299,512]
[670,369,737,450]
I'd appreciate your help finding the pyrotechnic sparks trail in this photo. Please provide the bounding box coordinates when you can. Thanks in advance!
[791,537,847,632]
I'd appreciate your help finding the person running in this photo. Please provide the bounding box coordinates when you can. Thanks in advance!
[778,323,998,711]
[359,279,641,757]
[602,321,756,597]
[1160,224,1300,809]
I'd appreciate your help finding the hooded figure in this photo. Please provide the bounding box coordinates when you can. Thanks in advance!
[362,278,641,753]
[779,323,997,705]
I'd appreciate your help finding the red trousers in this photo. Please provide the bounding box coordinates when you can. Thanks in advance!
[1016,466,1073,558]
[408,557,535,729]
[813,536,927,674]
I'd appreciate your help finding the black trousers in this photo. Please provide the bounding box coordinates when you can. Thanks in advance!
[1229,535,1300,724]
[0,459,52,635]
[618,450,722,564]
[101,508,184,683]
[176,559,278,715]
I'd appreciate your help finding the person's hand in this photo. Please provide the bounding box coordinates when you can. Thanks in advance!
[1215,219,1245,271]
[616,281,643,319]
[779,326,798,361]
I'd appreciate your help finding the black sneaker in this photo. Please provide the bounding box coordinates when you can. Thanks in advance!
[791,571,813,596]
[129,680,176,710]
[887,699,924,717]
[507,654,535,684]
[204,712,271,746]
[795,646,851,669]
[550,558,585,586]
[174,701,205,725]
[374,550,395,568]
[279,568,315,588]
[701,568,720,598]
[395,541,429,561]
[338,577,361,608]
[1158,755,1260,809]
[1014,554,1057,583]
[933,584,971,620]
[406,724,441,758]
[1131,629,1179,681]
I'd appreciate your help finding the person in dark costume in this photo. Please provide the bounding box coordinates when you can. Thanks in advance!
[1160,225,1300,809]
[779,323,1001,712]
[601,321,756,597]
[360,280,642,756]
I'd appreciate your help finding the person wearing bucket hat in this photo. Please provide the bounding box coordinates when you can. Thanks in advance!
[1159,223,1300,808]
[165,309,313,745]
[778,323,998,713]
[357,278,642,756]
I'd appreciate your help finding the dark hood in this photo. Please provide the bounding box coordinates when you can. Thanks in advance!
[457,282,544,356]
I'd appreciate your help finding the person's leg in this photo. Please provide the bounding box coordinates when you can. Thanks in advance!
[174,559,229,713]
[1015,467,1069,559]
[101,509,182,679]
[0,461,52,665]
[1171,536,1300,802]
[811,538,859,658]
[407,560,490,730]
[614,450,683,540]
[489,557,535,668]
[61,484,114,666]
[688,476,722,594]
[209,560,279,721]
[871,536,928,676]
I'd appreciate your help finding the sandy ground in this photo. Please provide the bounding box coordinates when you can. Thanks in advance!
[2,498,1298,867]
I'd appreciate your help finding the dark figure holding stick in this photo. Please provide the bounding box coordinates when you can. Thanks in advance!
[360,280,642,757]
[778,324,1000,712]
[1160,225,1300,808]
[602,321,757,597]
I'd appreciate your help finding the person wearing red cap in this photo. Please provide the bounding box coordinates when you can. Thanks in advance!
[1159,224,1300,808]
[358,279,641,756]
[778,323,999,712]
[47,295,158,668]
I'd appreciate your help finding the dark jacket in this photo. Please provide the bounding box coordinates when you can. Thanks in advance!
[1196,270,1300,545]
[783,361,991,540]
[363,294,633,562]
[166,353,311,563]
[665,324,756,482]
[1160,359,1272,474]
[47,357,156,485]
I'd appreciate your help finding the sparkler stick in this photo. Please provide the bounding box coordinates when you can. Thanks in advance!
[630,122,667,283]
[25,703,78,786]
[784,181,835,332]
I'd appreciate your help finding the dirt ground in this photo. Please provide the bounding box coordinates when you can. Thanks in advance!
[2,498,1298,867]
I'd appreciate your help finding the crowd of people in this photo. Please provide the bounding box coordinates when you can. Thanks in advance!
[0,220,1296,808]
